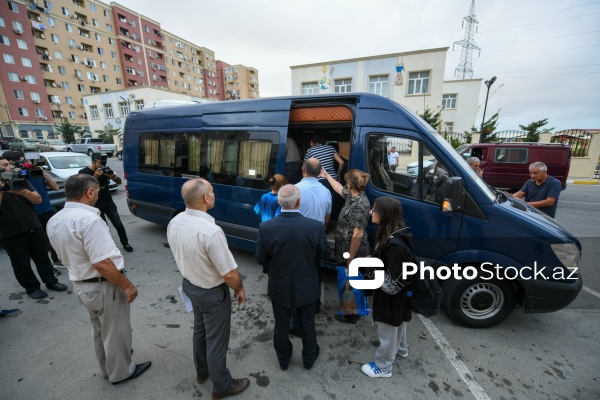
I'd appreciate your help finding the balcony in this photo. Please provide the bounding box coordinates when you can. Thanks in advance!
[73,12,88,25]
[40,62,52,73]
[32,27,46,40]
[44,79,57,88]
[73,0,84,7]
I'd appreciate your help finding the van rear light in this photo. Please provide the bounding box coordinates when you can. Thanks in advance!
[125,185,130,199]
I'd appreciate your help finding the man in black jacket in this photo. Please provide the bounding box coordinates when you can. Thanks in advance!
[255,184,330,370]
[79,153,132,252]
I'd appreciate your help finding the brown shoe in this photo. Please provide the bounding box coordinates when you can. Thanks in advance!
[197,375,208,384]
[212,378,250,399]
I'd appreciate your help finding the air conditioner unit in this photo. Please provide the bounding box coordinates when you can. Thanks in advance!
[41,117,48,120]
[37,16,42,22]
[70,104,76,108]
[48,56,52,60]
[51,83,56,87]
[40,33,46,39]
[14,29,23,35]
[78,77,84,81]
[77,45,84,50]
[33,100,41,104]
[20,76,27,81]
[81,60,86,64]
[57,84,63,88]
[79,114,86,118]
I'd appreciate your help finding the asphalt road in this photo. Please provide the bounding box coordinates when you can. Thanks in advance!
[1,161,599,400]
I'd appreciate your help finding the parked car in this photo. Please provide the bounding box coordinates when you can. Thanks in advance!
[66,138,116,157]
[406,158,435,175]
[38,152,119,192]
[37,139,68,152]
[116,149,123,160]
[9,138,40,151]
[0,137,13,149]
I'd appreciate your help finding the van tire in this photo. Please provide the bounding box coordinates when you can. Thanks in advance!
[442,277,516,328]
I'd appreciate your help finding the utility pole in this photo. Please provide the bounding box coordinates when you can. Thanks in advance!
[453,0,480,79]
[479,76,497,143]
[0,103,15,137]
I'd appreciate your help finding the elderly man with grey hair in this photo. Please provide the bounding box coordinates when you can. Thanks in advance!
[167,178,249,399]
[513,162,562,217]
[256,184,330,371]
[465,156,483,178]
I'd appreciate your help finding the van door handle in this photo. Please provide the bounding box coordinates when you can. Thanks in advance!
[181,174,200,179]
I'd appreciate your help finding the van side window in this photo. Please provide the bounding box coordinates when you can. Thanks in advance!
[494,148,528,163]
[139,131,278,189]
[367,134,451,204]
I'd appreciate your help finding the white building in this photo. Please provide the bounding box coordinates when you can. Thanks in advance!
[290,47,481,135]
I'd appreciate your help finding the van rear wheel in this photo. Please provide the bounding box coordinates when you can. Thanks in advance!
[442,277,516,328]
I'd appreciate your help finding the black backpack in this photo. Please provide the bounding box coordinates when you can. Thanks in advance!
[389,236,443,318]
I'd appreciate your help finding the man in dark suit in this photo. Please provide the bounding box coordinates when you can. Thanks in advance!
[256,184,330,371]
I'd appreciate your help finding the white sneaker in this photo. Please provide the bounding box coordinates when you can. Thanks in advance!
[361,362,392,378]
[398,351,408,358]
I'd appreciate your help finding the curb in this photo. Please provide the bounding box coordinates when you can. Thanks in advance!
[572,179,598,185]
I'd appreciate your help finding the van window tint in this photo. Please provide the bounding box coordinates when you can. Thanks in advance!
[139,131,278,189]
[494,148,528,163]
[367,134,451,204]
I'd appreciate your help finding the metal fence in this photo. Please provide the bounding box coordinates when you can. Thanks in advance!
[551,129,592,157]
[493,130,529,143]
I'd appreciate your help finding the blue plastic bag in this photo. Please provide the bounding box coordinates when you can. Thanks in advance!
[336,266,370,317]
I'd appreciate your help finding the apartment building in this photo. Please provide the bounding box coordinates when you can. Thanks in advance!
[0,0,258,140]
[217,60,259,101]
[290,47,480,135]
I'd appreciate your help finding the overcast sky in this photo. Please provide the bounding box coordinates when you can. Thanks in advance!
[116,0,600,132]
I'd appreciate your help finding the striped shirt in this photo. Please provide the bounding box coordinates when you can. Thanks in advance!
[305,144,339,180]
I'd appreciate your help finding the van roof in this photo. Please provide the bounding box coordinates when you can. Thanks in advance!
[467,142,570,148]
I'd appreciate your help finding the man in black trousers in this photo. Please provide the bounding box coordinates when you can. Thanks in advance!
[256,184,330,370]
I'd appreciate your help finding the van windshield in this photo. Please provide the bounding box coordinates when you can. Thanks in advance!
[430,132,495,202]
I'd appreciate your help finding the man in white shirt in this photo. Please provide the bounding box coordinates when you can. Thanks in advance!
[167,178,249,400]
[388,147,400,172]
[47,174,151,385]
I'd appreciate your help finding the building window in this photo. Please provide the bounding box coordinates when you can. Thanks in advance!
[68,39,76,48]
[77,84,85,92]
[0,17,4,27]
[108,38,114,45]
[17,39,28,49]
[8,1,19,12]
[95,33,101,41]
[443,122,454,133]
[100,61,106,69]
[106,24,113,33]
[65,23,73,33]
[65,96,73,105]
[104,10,110,17]
[13,89,24,99]
[369,75,389,96]
[8,72,18,81]
[135,100,144,110]
[21,57,32,67]
[115,77,122,84]
[334,79,352,93]
[102,75,108,82]
[61,81,69,89]
[90,3,96,11]
[35,109,45,117]
[61,7,69,16]
[18,108,29,116]
[3,54,15,64]
[90,105,99,119]
[68,111,76,119]
[54,50,62,59]
[118,102,129,116]
[0,35,9,45]
[104,104,113,118]
[111,51,117,58]
[442,94,457,109]
[92,18,99,27]
[302,82,318,95]
[26,75,36,84]
[51,34,59,44]
[114,65,119,72]
[408,71,430,95]
[12,21,23,31]
[30,92,41,101]
[58,66,66,75]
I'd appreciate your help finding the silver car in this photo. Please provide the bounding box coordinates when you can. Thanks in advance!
[9,138,40,151]
[37,139,68,152]
[39,152,120,192]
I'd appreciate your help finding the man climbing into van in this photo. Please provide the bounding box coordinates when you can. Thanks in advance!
[512,161,562,218]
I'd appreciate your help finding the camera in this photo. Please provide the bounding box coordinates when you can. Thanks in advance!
[99,155,113,175]
[1,162,44,191]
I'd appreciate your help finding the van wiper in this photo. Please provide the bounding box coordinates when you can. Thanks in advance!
[491,186,505,204]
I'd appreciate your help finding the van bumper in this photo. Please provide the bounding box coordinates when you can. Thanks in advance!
[127,199,176,227]
[523,274,583,313]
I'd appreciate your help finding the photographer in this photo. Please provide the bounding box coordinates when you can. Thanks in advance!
[79,153,133,252]
[0,156,68,299]
[5,151,63,275]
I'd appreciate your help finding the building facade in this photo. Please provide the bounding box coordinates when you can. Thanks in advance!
[290,47,481,135]
[0,0,258,140]
[218,61,259,101]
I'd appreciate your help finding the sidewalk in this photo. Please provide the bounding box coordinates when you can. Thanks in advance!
[567,178,598,185]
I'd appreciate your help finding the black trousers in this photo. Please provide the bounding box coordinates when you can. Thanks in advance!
[272,300,318,366]
[37,209,59,263]
[98,202,129,245]
[2,228,58,293]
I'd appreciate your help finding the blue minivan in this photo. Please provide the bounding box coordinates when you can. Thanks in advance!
[122,93,582,328]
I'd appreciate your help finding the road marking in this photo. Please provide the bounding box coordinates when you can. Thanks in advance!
[559,200,600,205]
[583,285,600,299]
[418,315,492,400]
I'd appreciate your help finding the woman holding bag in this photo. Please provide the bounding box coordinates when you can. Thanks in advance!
[320,168,371,324]
[361,196,413,378]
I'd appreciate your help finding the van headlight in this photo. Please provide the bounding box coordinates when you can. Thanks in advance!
[551,243,580,271]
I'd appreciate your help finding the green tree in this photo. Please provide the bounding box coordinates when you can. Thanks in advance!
[95,124,121,144]
[420,106,443,132]
[55,118,84,144]
[480,111,500,143]
[519,119,553,142]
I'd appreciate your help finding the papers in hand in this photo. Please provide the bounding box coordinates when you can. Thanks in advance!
[178,287,193,313]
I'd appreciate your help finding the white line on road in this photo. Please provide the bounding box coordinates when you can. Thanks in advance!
[583,285,600,299]
[559,200,600,205]
[418,315,492,400]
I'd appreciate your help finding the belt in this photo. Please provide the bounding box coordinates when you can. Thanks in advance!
[78,270,124,283]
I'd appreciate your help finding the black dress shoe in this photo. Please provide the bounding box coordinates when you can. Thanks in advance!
[304,345,320,370]
[212,378,250,399]
[28,289,48,299]
[334,314,359,324]
[46,282,68,292]
[112,361,152,385]
[196,375,208,384]
[123,244,133,252]
[53,268,61,276]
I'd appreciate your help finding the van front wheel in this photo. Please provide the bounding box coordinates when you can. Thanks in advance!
[442,277,516,328]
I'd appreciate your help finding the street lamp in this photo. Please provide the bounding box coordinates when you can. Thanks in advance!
[479,76,497,143]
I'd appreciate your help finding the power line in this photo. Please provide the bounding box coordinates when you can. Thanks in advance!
[480,1,600,25]
[478,63,600,75]
[479,44,600,57]
[486,30,600,47]
[479,12,600,34]
[493,71,600,79]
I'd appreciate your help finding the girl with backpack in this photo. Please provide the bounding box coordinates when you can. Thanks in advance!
[361,196,413,378]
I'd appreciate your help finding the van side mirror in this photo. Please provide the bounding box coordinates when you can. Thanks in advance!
[438,177,466,213]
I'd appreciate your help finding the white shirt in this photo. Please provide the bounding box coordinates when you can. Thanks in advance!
[47,202,124,281]
[167,208,238,289]
[389,151,399,166]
